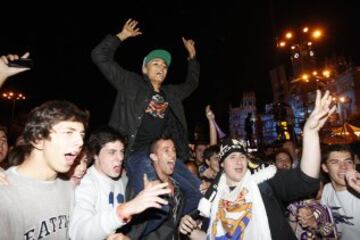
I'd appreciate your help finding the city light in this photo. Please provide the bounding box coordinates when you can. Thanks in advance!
[279,41,286,47]
[1,90,27,124]
[277,26,324,49]
[2,91,26,100]
[285,32,293,39]
[302,73,309,81]
[322,69,331,78]
[312,29,322,39]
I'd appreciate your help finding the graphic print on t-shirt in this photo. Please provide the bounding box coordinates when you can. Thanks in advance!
[145,94,168,119]
[108,192,124,207]
[330,205,354,226]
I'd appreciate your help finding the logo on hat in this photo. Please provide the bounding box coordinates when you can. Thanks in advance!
[218,139,247,162]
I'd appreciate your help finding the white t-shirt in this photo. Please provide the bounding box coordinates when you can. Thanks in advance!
[69,166,127,240]
[321,183,360,240]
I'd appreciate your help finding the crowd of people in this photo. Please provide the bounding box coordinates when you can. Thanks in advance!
[0,18,359,240]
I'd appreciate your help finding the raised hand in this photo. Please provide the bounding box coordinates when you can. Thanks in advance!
[0,52,30,87]
[117,19,142,41]
[304,90,336,132]
[205,105,215,121]
[116,174,170,221]
[182,37,196,59]
[345,169,360,194]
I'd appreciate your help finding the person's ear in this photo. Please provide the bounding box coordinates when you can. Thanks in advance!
[150,153,158,162]
[205,159,210,166]
[94,155,100,164]
[30,134,46,150]
[321,163,329,173]
[220,162,224,168]
[31,139,44,150]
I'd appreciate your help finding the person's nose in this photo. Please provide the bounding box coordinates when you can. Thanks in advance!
[115,152,124,164]
[73,133,84,149]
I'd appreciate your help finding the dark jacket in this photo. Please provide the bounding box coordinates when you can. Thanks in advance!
[91,35,200,160]
[124,179,185,240]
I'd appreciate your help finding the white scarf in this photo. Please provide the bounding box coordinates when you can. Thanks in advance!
[207,169,272,240]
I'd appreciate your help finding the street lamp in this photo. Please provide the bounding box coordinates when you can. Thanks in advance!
[277,26,324,79]
[1,91,27,131]
[291,68,331,84]
[277,26,327,134]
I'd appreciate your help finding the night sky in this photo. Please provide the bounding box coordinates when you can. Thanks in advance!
[1,0,359,139]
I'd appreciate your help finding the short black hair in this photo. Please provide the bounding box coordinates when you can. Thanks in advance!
[150,136,174,154]
[274,148,293,164]
[86,126,125,165]
[321,144,354,164]
[203,145,220,161]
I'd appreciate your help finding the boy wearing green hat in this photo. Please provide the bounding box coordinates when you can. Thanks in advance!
[92,18,202,234]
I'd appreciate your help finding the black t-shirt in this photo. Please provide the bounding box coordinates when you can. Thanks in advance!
[260,168,319,240]
[133,91,169,150]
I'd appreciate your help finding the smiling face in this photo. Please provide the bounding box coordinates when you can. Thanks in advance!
[150,139,177,179]
[94,140,125,179]
[39,121,85,176]
[322,151,355,191]
[275,152,292,170]
[222,151,249,186]
[143,58,168,87]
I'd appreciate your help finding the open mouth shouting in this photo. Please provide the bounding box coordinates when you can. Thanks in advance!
[65,152,80,166]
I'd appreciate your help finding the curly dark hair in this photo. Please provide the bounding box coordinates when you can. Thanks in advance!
[23,100,89,149]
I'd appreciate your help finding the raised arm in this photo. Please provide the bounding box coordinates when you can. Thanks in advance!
[91,19,142,90]
[0,52,30,88]
[206,105,217,146]
[301,90,336,178]
[182,37,196,59]
[116,19,142,41]
[168,37,200,99]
